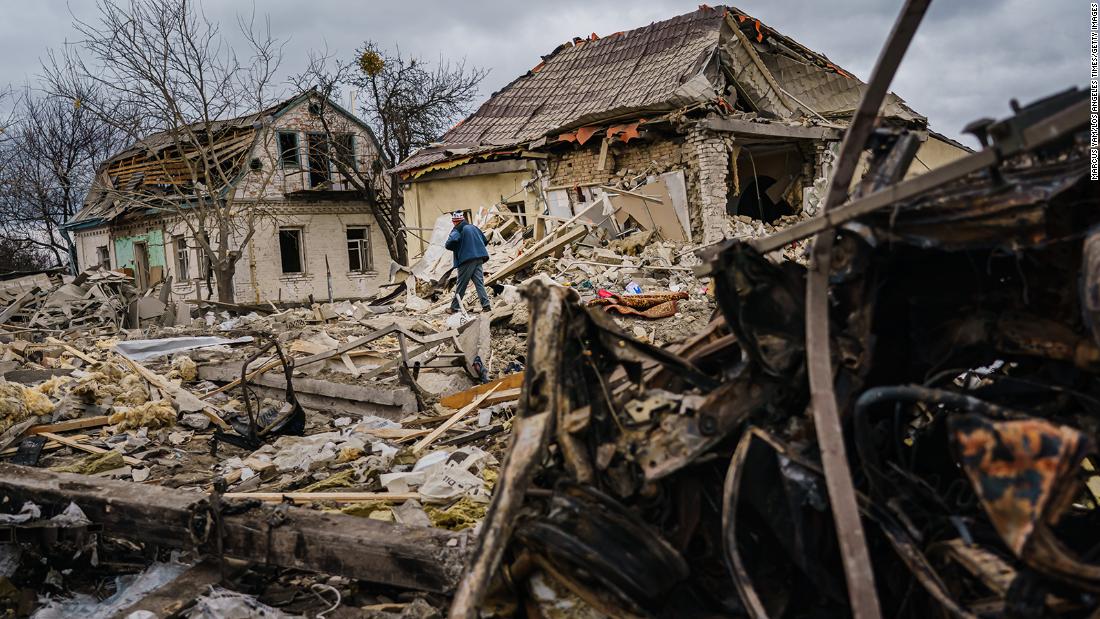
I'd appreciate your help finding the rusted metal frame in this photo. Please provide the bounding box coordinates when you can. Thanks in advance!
[221,331,305,449]
[803,2,931,617]
[723,428,976,619]
[449,282,572,618]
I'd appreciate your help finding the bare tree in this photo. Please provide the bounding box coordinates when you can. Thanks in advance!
[0,88,132,271]
[294,43,487,265]
[43,0,285,301]
[0,237,52,273]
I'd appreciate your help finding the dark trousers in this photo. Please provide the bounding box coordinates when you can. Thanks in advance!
[452,260,490,311]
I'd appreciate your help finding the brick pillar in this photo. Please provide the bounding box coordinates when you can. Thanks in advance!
[685,126,733,245]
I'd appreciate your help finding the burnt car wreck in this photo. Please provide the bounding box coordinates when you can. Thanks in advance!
[451,74,1099,617]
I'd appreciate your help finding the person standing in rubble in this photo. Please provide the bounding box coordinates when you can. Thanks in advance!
[445,211,492,313]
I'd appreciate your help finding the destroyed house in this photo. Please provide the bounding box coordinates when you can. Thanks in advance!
[393,5,970,251]
[64,92,390,303]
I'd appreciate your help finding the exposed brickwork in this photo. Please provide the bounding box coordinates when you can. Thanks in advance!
[683,126,734,244]
[545,136,685,188]
[236,98,384,201]
[544,129,736,244]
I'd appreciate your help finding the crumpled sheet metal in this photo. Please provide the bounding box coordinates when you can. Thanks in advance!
[586,291,688,319]
[950,414,1091,557]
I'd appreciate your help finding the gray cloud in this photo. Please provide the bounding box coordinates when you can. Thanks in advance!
[0,0,1085,148]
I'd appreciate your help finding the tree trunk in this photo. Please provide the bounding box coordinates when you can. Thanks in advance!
[214,265,235,302]
[390,175,407,265]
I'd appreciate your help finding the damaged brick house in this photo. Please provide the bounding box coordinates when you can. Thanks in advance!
[392,5,970,252]
[63,92,390,303]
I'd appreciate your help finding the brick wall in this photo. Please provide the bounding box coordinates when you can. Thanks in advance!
[683,126,734,244]
[236,97,385,201]
[546,136,685,188]
[544,129,737,243]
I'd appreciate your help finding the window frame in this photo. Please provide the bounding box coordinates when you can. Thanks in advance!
[278,227,306,275]
[195,232,212,279]
[305,132,332,188]
[346,226,373,273]
[335,134,357,172]
[95,245,110,269]
[173,235,190,279]
[277,131,300,169]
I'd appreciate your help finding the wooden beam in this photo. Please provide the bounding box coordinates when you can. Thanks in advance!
[27,416,110,435]
[222,491,421,504]
[485,225,588,286]
[0,464,468,593]
[412,384,501,454]
[0,287,40,324]
[701,116,842,140]
[440,372,524,409]
[37,432,143,466]
[409,158,530,183]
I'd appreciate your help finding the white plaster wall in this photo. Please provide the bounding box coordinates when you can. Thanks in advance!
[72,228,112,271]
[231,208,389,304]
[404,170,533,259]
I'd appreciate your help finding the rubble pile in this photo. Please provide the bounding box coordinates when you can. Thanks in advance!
[450,90,1100,617]
[0,88,1093,617]
[0,266,146,333]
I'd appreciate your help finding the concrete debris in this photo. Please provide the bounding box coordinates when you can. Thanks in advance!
[0,5,1088,617]
[0,266,145,333]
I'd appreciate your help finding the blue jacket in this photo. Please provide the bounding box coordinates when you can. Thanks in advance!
[445,222,489,267]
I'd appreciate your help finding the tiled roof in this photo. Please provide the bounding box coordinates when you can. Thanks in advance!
[393,7,728,173]
[394,5,929,175]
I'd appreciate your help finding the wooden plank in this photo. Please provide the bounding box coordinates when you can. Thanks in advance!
[0,287,40,324]
[0,464,467,593]
[340,352,361,377]
[412,384,501,454]
[27,416,110,435]
[441,372,524,409]
[222,491,421,504]
[701,116,842,140]
[485,225,587,286]
[38,432,143,466]
[476,388,520,408]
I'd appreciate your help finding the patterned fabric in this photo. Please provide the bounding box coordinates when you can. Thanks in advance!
[950,414,1091,556]
[587,291,689,319]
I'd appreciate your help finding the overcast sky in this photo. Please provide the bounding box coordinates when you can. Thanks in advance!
[0,0,1085,148]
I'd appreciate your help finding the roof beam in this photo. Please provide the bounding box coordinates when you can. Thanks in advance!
[701,116,841,140]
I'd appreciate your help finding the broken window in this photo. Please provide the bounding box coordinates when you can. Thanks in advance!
[279,228,304,274]
[334,134,356,171]
[728,175,794,223]
[346,227,372,272]
[277,132,300,168]
[173,235,190,279]
[95,245,110,268]
[306,134,330,188]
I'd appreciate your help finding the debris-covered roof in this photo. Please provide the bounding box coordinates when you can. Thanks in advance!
[67,94,303,229]
[393,5,926,175]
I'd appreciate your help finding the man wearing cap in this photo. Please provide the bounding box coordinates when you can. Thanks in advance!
[444,211,491,313]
